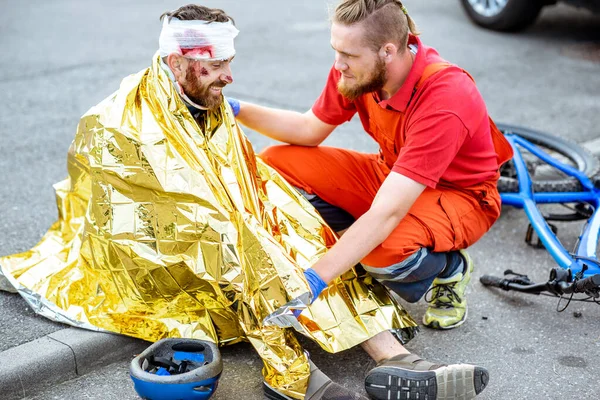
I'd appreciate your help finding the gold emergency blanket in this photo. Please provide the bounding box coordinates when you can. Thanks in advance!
[0,54,417,399]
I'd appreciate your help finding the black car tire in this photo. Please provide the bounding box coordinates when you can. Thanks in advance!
[460,0,545,32]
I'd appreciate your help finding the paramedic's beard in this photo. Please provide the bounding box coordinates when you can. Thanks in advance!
[182,66,226,111]
[337,57,387,101]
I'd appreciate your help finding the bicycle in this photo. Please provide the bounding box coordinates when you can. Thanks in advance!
[479,124,600,310]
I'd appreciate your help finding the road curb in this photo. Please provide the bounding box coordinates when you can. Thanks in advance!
[0,327,148,400]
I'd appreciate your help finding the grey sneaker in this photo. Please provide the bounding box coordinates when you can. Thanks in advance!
[364,353,489,400]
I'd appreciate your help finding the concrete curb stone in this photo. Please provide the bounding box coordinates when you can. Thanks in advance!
[0,327,148,400]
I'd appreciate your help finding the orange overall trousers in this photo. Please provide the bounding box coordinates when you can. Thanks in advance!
[260,64,513,271]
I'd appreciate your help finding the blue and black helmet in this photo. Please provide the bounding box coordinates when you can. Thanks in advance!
[130,338,222,400]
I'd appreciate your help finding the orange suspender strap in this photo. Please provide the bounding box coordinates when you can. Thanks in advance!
[415,62,514,167]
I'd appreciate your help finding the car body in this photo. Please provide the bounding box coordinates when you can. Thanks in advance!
[460,0,600,31]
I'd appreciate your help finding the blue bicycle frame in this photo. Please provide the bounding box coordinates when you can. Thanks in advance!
[500,134,600,278]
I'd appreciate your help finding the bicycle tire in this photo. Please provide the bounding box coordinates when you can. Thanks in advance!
[497,124,600,193]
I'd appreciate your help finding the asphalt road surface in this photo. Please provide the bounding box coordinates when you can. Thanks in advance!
[1,1,599,399]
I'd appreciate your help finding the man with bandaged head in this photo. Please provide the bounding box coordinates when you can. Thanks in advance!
[158,8,376,398]
[158,6,237,113]
[0,4,420,400]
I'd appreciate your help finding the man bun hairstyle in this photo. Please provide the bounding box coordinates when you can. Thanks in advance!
[160,4,235,25]
[333,0,419,52]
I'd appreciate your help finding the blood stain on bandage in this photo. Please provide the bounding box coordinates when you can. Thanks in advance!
[182,45,215,59]
[178,29,215,59]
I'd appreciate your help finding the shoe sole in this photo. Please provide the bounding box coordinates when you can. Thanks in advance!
[365,364,489,400]
[423,308,468,330]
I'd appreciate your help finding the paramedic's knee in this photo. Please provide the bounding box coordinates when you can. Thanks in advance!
[363,248,447,303]
[259,145,289,169]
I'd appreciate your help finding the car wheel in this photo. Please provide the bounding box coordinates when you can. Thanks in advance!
[460,0,545,32]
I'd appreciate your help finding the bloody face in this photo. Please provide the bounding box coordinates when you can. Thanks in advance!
[179,57,234,111]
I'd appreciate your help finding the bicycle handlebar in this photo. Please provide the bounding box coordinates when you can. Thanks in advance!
[480,275,547,294]
[479,275,502,287]
[562,274,600,295]
[481,273,600,297]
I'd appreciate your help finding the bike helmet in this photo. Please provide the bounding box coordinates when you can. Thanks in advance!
[130,338,222,400]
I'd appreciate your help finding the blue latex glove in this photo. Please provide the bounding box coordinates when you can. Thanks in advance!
[304,268,327,302]
[293,268,327,317]
[226,97,240,116]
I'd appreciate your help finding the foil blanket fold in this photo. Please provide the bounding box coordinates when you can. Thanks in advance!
[0,54,417,399]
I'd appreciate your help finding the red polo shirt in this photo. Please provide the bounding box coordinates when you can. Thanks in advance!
[312,35,498,189]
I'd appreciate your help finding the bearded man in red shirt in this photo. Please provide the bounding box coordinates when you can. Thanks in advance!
[229,0,512,399]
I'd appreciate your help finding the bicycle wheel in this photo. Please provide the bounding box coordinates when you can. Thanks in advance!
[497,124,599,193]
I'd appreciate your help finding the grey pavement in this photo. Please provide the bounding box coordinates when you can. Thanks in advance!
[1,1,600,399]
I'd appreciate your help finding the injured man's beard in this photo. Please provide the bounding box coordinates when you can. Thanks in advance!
[337,58,387,101]
[182,67,227,111]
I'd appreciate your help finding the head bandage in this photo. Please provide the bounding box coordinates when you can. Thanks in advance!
[159,17,239,61]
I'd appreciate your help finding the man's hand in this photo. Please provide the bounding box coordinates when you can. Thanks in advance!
[304,267,328,303]
[292,268,327,317]
[226,97,240,116]
[262,268,327,327]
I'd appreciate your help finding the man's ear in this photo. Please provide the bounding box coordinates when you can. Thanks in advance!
[379,43,398,63]
[166,53,185,79]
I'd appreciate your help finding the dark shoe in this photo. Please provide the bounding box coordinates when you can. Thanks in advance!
[264,360,368,400]
[364,353,489,400]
